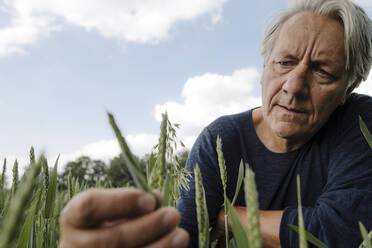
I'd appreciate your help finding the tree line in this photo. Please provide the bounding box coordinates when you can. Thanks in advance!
[58,150,189,189]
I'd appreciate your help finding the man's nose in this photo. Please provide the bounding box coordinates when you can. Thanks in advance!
[282,64,309,97]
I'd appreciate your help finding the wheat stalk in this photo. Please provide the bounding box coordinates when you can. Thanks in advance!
[217,136,227,193]
[245,166,262,248]
[297,175,308,248]
[67,170,73,200]
[0,159,6,190]
[42,158,49,199]
[11,160,19,196]
[195,164,210,248]
[30,147,35,164]
[216,136,229,248]
[150,112,168,190]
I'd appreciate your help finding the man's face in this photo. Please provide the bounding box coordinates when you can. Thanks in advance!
[261,11,348,142]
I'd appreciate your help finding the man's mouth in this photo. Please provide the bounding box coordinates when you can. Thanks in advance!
[278,105,307,114]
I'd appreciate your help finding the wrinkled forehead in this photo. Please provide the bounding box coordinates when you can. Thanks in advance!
[272,11,345,66]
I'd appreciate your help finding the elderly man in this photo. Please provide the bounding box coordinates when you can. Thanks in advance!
[60,0,371,247]
[177,0,372,247]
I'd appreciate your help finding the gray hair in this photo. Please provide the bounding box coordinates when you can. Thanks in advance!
[261,0,372,93]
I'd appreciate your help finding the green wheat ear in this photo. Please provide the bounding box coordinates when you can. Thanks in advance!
[216,135,229,248]
[149,112,168,190]
[0,158,6,190]
[216,136,227,193]
[194,164,210,248]
[245,165,262,248]
[11,160,19,196]
[42,158,49,200]
[29,147,35,164]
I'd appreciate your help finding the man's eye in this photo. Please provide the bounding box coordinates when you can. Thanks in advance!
[318,69,329,75]
[315,68,336,80]
[278,61,292,66]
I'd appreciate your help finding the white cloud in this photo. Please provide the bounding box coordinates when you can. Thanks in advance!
[40,68,260,173]
[0,0,228,56]
[155,68,262,145]
[354,73,372,96]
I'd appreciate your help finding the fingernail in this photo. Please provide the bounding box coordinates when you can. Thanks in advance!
[137,193,156,212]
[172,229,188,247]
[163,209,179,227]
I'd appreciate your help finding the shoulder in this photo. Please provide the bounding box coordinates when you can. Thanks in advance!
[332,93,372,125]
[203,110,252,140]
[323,93,372,138]
[318,93,372,191]
[189,109,253,165]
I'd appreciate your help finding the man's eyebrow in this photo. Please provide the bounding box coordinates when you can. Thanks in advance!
[274,51,298,60]
[311,59,344,69]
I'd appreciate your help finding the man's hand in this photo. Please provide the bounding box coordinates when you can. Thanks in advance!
[59,188,189,248]
[212,207,282,248]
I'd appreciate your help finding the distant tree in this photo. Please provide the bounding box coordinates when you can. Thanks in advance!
[59,156,107,188]
[57,149,189,190]
[106,154,147,188]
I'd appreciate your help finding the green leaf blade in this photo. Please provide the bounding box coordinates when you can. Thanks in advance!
[232,160,244,206]
[17,189,42,248]
[289,225,328,248]
[44,155,59,219]
[107,112,151,192]
[359,116,372,149]
[359,222,371,248]
[226,199,249,248]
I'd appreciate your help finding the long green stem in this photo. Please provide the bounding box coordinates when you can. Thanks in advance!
[297,175,308,248]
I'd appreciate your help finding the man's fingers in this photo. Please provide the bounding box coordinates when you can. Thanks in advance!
[109,207,181,247]
[61,188,157,228]
[144,228,190,248]
[61,207,183,248]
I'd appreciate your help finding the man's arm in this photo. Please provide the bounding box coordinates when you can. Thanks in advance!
[215,208,283,248]
[259,210,283,248]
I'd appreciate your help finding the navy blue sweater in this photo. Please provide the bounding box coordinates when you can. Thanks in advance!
[177,93,372,248]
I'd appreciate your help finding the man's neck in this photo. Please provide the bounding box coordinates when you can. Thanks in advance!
[252,108,307,153]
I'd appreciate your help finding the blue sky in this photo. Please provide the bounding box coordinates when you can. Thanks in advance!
[0,0,371,178]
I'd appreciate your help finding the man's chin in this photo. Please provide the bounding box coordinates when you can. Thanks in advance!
[272,124,304,140]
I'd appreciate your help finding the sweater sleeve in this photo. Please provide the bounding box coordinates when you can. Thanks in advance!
[280,95,372,247]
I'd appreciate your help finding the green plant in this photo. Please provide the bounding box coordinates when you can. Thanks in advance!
[245,166,262,248]
[0,113,369,248]
[216,135,229,248]
[194,164,210,248]
[0,156,42,247]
